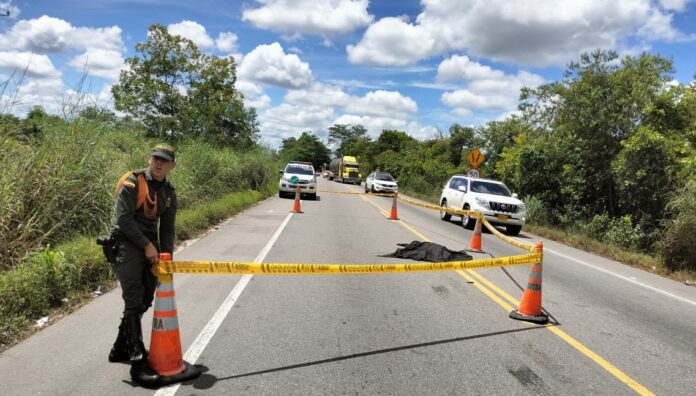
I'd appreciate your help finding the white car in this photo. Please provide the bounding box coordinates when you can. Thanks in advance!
[364,172,398,193]
[439,176,526,235]
[279,161,317,200]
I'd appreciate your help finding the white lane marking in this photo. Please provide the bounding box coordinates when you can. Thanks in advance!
[545,247,696,308]
[156,212,294,396]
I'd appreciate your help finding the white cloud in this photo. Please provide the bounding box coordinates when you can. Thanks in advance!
[255,82,427,146]
[69,49,124,80]
[658,0,688,11]
[215,31,238,53]
[238,42,313,89]
[285,83,351,108]
[0,16,123,53]
[167,20,214,49]
[0,70,64,116]
[348,0,693,67]
[437,55,504,82]
[347,16,436,66]
[236,80,272,109]
[242,0,373,37]
[257,102,336,147]
[637,9,692,42]
[438,55,544,115]
[16,76,63,97]
[344,90,418,117]
[0,51,60,78]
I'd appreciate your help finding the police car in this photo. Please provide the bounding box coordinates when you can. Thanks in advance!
[279,161,317,200]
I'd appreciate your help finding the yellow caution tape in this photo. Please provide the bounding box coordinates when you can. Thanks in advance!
[316,190,365,195]
[157,252,540,275]
[480,217,537,252]
[396,195,479,217]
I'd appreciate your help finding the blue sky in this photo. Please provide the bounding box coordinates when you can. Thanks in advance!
[1,0,695,148]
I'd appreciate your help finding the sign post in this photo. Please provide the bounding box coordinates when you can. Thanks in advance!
[466,148,485,178]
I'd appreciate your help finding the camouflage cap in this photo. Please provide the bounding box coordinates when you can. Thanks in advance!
[151,143,175,161]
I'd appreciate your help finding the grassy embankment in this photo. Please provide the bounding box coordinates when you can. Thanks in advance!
[0,117,280,350]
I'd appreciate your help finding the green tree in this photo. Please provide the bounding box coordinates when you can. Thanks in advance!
[371,129,416,154]
[328,123,368,157]
[447,124,475,167]
[519,50,674,217]
[112,24,257,147]
[279,131,331,170]
[612,126,682,230]
[479,117,529,177]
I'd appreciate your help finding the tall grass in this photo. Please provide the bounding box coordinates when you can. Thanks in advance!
[0,110,280,349]
[0,116,280,270]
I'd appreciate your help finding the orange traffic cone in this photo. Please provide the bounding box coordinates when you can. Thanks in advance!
[389,193,399,220]
[148,253,200,386]
[292,186,302,213]
[468,214,483,252]
[509,242,548,324]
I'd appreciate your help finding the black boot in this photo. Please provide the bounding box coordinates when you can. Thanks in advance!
[124,313,161,387]
[108,317,129,362]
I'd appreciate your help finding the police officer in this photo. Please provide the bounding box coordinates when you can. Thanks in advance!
[107,143,177,387]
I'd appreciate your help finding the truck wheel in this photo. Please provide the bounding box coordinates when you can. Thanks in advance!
[440,200,451,221]
[506,225,522,236]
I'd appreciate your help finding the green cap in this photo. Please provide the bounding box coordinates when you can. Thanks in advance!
[152,143,175,161]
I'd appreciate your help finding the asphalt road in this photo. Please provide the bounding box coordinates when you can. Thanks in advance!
[1,177,695,395]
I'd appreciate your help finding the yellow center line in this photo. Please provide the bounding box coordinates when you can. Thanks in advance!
[362,194,654,396]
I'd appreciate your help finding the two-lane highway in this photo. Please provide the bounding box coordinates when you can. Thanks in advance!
[1,177,695,395]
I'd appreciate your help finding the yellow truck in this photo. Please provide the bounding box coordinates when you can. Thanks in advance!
[329,155,361,184]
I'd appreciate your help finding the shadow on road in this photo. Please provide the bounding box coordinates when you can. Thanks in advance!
[193,325,552,389]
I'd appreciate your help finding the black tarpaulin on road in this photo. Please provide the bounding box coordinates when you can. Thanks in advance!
[380,241,472,262]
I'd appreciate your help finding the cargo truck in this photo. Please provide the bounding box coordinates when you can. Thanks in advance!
[329,156,361,184]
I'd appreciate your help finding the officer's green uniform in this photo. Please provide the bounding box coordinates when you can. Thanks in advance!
[111,166,177,316]
[107,144,177,386]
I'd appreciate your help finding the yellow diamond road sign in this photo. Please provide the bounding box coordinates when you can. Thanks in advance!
[466,148,485,168]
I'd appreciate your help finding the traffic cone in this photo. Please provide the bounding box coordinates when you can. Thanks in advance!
[509,242,548,324]
[292,186,302,213]
[148,253,200,386]
[389,193,399,220]
[468,214,483,252]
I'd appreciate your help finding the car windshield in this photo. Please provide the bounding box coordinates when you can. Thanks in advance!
[375,173,394,181]
[345,163,359,168]
[285,165,314,175]
[470,180,511,196]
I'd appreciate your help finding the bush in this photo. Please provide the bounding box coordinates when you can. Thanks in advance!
[523,196,549,225]
[661,179,696,271]
[604,215,645,250]
[578,213,645,249]
[580,213,611,238]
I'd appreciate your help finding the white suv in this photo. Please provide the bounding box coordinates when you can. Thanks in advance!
[279,161,317,200]
[439,176,526,235]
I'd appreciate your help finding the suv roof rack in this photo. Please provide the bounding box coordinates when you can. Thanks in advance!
[288,161,313,165]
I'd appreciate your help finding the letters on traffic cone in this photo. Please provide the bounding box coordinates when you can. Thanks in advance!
[148,253,200,386]
[292,186,302,213]
[509,242,549,324]
[469,213,483,252]
[389,193,399,220]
